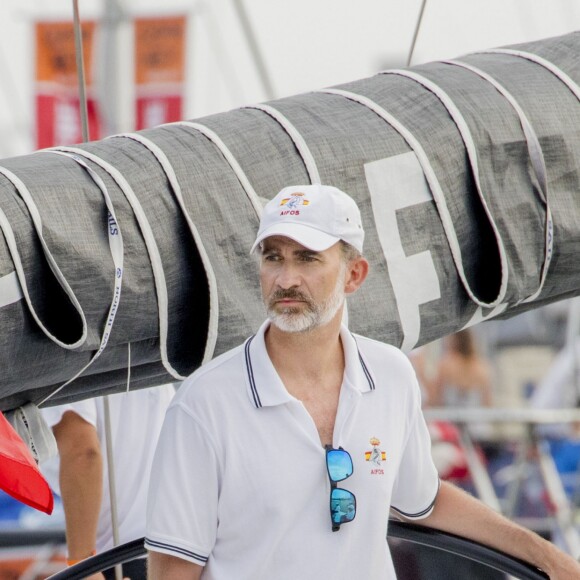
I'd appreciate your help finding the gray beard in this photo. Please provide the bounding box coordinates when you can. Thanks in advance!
[265,264,346,333]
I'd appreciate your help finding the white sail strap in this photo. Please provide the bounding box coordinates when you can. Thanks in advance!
[380,69,512,303]
[476,49,580,101]
[319,87,507,309]
[38,151,124,405]
[168,121,263,217]
[245,103,322,185]
[0,165,87,348]
[50,146,185,381]
[109,131,220,365]
[441,58,553,304]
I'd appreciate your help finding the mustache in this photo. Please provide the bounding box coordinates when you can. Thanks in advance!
[269,288,310,303]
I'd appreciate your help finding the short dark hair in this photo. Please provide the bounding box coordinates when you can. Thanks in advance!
[339,240,362,262]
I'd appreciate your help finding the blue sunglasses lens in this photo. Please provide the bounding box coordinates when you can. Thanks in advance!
[330,488,356,525]
[327,449,353,482]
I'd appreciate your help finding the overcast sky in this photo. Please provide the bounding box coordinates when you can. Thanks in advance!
[0,0,578,156]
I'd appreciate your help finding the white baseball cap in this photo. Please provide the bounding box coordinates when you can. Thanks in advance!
[251,184,365,253]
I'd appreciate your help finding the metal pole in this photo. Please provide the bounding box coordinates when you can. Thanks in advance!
[99,0,125,136]
[103,396,123,580]
[72,8,120,578]
[536,437,580,558]
[504,427,532,518]
[565,298,580,402]
[457,423,502,512]
[230,0,275,100]
[406,0,428,67]
[72,0,90,142]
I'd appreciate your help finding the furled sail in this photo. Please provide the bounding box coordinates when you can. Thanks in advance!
[0,32,579,410]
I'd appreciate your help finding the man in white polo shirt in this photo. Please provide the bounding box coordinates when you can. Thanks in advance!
[146,184,580,579]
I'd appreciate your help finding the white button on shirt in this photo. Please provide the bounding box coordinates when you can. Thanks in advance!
[146,321,439,580]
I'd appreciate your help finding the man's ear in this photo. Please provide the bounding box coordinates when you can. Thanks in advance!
[344,257,369,295]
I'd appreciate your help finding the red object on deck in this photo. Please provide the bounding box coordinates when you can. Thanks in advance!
[0,412,53,514]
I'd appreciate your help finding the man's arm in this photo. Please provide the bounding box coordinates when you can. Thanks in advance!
[53,410,103,577]
[418,481,580,579]
[148,551,203,579]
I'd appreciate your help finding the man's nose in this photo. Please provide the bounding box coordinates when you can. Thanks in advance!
[275,263,301,289]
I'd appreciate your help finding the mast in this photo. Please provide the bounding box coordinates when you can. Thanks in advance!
[407,0,428,67]
[99,0,125,136]
[72,0,90,141]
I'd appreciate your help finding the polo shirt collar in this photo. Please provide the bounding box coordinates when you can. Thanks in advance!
[244,320,376,409]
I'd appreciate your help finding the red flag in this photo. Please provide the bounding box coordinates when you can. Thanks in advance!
[0,412,53,514]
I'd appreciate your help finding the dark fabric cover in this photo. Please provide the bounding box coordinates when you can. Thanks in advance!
[0,32,579,410]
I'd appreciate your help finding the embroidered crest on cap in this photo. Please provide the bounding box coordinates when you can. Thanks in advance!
[279,192,310,215]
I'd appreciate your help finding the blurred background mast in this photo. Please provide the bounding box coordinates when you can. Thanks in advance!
[99,0,126,136]
[406,0,427,66]
[230,0,275,100]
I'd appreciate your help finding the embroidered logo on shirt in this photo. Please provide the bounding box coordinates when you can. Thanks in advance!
[279,192,310,215]
[365,437,386,474]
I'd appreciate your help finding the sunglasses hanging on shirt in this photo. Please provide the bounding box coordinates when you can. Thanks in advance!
[326,445,356,532]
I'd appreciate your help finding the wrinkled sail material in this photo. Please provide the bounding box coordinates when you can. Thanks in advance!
[0,32,579,410]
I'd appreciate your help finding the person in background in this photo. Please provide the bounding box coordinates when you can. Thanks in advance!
[424,329,493,409]
[41,384,175,580]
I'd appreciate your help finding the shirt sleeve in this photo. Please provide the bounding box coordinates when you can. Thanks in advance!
[390,377,440,520]
[41,399,98,430]
[145,403,219,566]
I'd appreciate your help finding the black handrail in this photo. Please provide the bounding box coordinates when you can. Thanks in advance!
[48,521,550,579]
[0,528,65,547]
[48,538,145,579]
[388,521,548,580]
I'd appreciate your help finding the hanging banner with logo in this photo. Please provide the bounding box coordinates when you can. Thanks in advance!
[134,15,187,130]
[35,20,101,148]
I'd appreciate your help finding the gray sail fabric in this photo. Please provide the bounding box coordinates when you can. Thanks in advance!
[0,32,579,410]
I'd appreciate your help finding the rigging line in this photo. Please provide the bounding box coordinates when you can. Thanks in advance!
[72,0,90,142]
[230,0,276,100]
[196,1,247,105]
[406,0,428,67]
[103,395,123,580]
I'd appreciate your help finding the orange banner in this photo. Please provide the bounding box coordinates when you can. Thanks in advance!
[135,16,186,86]
[36,21,96,87]
[35,20,101,148]
[134,16,186,129]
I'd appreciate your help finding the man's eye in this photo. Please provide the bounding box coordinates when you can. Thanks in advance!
[300,254,317,262]
[263,254,280,261]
